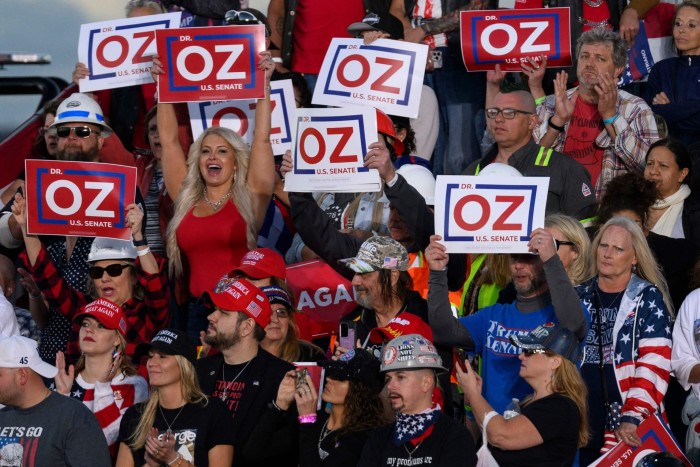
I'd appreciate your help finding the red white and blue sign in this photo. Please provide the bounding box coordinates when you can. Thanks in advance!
[156,25,266,103]
[78,13,181,92]
[435,175,549,253]
[25,160,137,239]
[460,8,572,72]
[313,38,427,118]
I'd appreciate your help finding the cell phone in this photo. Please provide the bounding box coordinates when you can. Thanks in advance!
[454,349,479,373]
[431,50,443,69]
[295,368,309,389]
[339,322,357,350]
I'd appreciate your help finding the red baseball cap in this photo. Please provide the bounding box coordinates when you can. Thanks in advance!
[232,248,286,280]
[203,278,272,328]
[73,298,128,337]
[369,312,433,344]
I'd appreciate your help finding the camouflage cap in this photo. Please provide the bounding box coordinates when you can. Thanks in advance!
[339,236,409,273]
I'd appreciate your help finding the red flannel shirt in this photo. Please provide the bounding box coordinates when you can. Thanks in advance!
[22,245,170,363]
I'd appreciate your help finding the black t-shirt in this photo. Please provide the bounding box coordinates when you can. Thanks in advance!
[491,394,580,467]
[118,398,233,467]
[358,412,476,467]
[299,411,372,467]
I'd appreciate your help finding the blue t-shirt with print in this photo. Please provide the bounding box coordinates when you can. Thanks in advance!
[460,302,558,413]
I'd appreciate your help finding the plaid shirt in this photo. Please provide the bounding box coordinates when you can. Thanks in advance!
[22,246,170,362]
[533,88,660,199]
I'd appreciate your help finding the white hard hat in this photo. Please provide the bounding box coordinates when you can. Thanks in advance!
[50,93,113,137]
[380,334,446,373]
[396,164,436,205]
[88,237,137,263]
[478,162,522,178]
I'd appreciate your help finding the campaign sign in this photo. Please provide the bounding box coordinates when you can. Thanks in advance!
[78,13,181,92]
[460,8,572,72]
[284,106,381,193]
[589,414,691,467]
[188,79,296,155]
[25,160,137,240]
[313,38,428,118]
[156,25,266,103]
[435,175,549,253]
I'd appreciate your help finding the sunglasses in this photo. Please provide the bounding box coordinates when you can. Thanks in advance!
[522,348,549,357]
[554,239,576,250]
[485,108,533,120]
[55,126,99,138]
[89,264,132,279]
[38,126,52,136]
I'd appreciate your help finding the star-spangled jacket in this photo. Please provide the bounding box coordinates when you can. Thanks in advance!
[577,274,672,425]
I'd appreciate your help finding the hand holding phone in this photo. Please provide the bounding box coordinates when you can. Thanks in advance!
[338,322,357,351]
[295,368,309,389]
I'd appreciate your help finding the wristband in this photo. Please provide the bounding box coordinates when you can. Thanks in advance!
[603,113,619,125]
[547,116,565,132]
[132,237,148,247]
[298,414,317,424]
[168,454,182,465]
[534,96,546,105]
[620,415,641,426]
[136,247,151,257]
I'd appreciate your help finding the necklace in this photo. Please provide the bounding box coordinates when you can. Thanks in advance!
[203,188,232,211]
[158,404,186,435]
[219,360,252,402]
[317,419,335,460]
[404,439,424,462]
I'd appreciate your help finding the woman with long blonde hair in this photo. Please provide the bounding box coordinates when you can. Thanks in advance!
[152,53,277,337]
[116,329,233,467]
[457,323,588,466]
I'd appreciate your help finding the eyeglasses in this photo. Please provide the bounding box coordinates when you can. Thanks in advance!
[38,126,52,136]
[522,348,548,357]
[554,239,576,250]
[55,126,99,138]
[89,264,132,279]
[485,108,533,120]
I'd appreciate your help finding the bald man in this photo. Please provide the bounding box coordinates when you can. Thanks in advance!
[465,90,596,221]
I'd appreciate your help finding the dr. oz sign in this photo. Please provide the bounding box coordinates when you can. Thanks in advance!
[25,160,137,240]
[435,175,549,253]
[460,8,571,72]
[78,13,181,92]
[313,38,427,118]
[156,25,266,103]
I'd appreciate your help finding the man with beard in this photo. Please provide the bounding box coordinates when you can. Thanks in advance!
[359,334,477,467]
[528,29,659,199]
[196,277,296,467]
[336,236,429,359]
[424,230,588,414]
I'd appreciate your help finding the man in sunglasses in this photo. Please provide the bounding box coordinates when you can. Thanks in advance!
[465,89,596,222]
[424,230,588,415]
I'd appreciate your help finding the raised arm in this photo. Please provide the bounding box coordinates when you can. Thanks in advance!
[425,235,475,348]
[247,52,276,233]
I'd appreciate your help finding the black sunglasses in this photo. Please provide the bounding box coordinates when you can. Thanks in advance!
[55,126,98,138]
[522,348,548,357]
[554,239,576,250]
[89,264,132,279]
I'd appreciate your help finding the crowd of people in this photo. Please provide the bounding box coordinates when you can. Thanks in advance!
[0,0,700,466]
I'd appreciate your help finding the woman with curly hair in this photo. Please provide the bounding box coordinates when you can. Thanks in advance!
[116,329,233,467]
[152,53,276,337]
[263,349,386,467]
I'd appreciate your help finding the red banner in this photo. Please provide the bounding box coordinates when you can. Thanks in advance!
[460,8,572,72]
[286,260,356,339]
[156,25,266,103]
[25,160,137,239]
[589,414,691,467]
